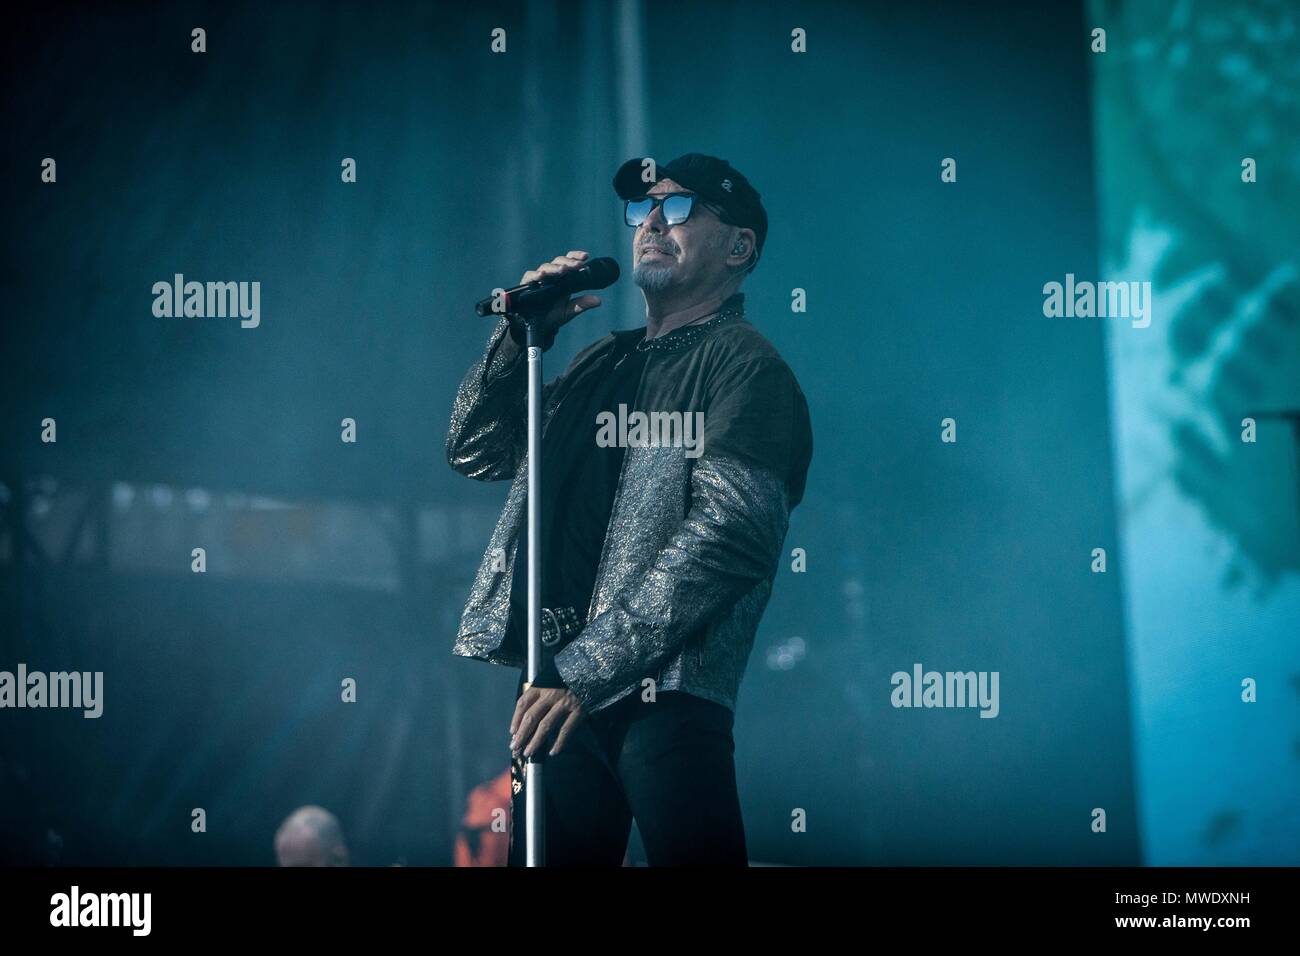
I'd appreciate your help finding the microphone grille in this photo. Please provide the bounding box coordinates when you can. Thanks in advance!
[584,257,621,289]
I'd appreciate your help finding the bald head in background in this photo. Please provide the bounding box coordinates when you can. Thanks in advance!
[274,805,350,867]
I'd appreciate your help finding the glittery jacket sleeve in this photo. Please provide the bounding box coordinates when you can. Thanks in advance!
[445,319,560,482]
[554,355,804,708]
[555,453,790,708]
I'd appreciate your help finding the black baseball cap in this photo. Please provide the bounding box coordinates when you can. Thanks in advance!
[613,153,768,270]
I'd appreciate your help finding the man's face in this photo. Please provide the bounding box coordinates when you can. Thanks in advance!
[631,178,731,294]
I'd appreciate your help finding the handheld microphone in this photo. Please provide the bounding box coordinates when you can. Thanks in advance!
[475,257,620,317]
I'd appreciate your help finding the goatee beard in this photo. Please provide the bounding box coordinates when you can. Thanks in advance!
[632,263,675,292]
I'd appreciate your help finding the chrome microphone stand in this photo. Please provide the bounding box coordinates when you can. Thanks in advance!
[523,315,546,867]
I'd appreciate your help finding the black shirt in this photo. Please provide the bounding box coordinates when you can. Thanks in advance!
[508,333,649,687]
[506,294,814,693]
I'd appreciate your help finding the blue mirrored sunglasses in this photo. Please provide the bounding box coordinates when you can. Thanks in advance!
[624,193,722,227]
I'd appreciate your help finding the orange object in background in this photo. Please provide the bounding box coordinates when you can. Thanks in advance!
[454,769,512,867]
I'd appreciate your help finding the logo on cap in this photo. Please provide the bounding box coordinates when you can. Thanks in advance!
[720,179,733,192]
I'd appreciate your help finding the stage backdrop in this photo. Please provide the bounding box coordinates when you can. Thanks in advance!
[7,0,1289,867]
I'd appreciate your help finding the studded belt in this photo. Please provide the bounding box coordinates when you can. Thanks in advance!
[540,606,585,648]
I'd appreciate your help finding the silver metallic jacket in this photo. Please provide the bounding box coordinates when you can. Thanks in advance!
[447,304,811,714]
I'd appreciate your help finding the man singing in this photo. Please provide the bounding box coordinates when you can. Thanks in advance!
[446,153,812,866]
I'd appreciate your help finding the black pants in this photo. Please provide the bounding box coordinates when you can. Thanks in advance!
[507,681,748,866]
